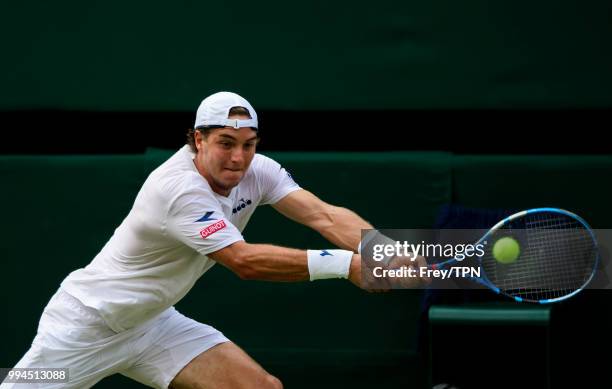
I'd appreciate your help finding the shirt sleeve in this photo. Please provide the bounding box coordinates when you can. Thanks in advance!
[166,185,244,256]
[255,154,302,205]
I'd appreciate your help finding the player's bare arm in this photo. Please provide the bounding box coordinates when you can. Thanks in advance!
[271,189,372,251]
[208,241,364,289]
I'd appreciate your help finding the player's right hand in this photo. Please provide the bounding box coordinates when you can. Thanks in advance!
[348,254,389,292]
[349,253,431,291]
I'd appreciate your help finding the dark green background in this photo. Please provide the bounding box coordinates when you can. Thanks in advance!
[1,0,611,111]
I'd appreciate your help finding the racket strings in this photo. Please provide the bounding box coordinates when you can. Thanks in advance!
[481,212,597,302]
[498,233,592,293]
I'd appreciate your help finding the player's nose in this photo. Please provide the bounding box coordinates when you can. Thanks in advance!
[230,149,245,165]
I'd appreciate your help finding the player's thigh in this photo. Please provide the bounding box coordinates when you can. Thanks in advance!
[169,342,282,389]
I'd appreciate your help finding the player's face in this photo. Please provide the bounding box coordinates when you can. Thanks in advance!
[195,115,258,196]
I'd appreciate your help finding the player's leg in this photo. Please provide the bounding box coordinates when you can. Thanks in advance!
[120,308,281,389]
[169,342,282,389]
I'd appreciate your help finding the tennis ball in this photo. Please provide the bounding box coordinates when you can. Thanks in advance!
[492,237,520,264]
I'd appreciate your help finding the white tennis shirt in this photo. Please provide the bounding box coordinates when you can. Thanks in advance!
[61,145,300,332]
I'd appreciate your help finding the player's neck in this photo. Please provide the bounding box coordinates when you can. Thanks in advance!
[207,180,231,197]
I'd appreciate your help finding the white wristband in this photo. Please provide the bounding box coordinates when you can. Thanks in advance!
[307,249,353,281]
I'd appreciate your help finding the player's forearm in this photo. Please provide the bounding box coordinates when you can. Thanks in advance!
[313,206,373,252]
[235,244,310,281]
[272,190,372,252]
[210,241,359,283]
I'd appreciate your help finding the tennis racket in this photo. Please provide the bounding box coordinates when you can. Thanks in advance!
[429,208,599,304]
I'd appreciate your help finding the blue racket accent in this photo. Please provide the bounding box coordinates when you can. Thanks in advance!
[429,208,599,304]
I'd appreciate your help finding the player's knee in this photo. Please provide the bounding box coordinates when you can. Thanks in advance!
[264,374,283,389]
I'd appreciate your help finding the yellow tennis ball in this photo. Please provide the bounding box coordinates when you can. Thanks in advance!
[493,237,520,264]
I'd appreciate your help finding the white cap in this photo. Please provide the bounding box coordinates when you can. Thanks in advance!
[194,91,258,130]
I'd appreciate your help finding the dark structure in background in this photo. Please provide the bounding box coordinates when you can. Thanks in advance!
[1,109,610,154]
[1,1,611,154]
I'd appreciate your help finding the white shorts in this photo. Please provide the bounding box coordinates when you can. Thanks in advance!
[1,289,229,389]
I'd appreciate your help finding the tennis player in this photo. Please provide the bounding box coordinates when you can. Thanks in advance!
[1,91,428,389]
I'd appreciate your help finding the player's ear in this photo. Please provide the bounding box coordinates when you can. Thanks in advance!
[194,129,204,151]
